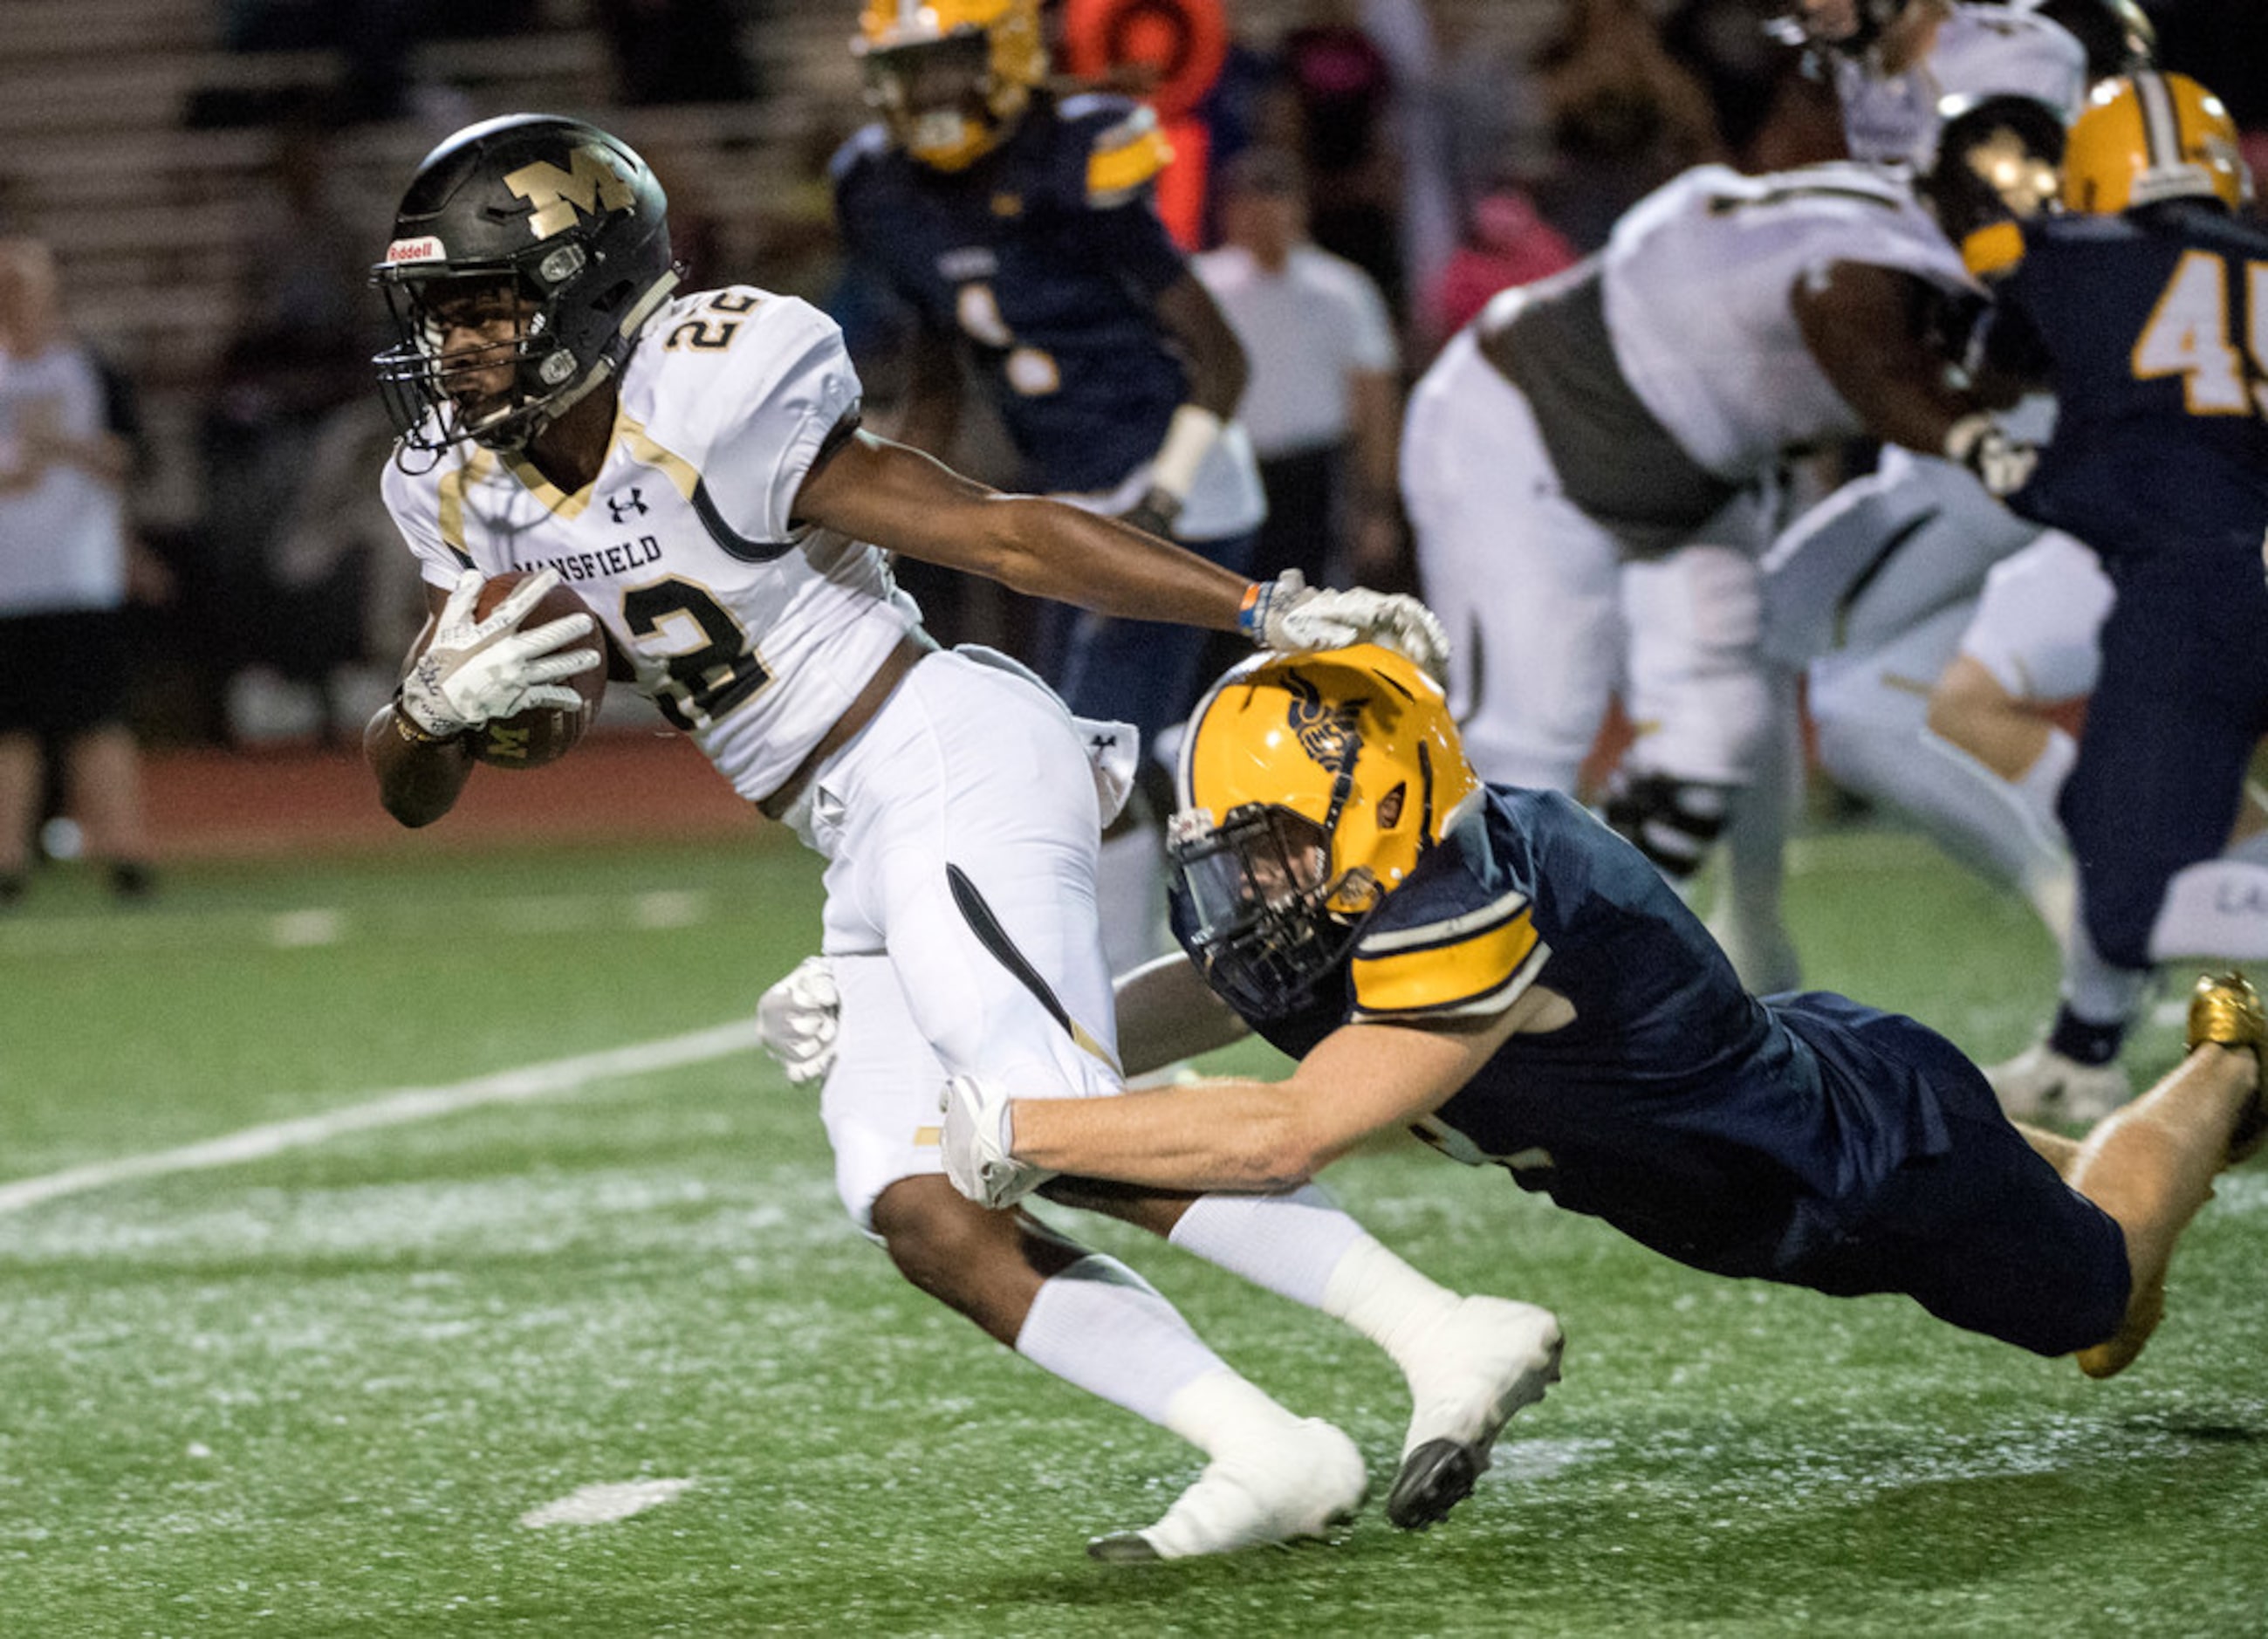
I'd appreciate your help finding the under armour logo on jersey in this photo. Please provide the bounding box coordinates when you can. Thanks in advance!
[606,488,648,523]
[1283,670,1367,775]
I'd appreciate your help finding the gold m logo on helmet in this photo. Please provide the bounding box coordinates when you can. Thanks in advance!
[503,147,634,240]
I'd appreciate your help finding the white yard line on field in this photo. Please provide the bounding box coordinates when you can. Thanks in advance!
[0,1020,762,1217]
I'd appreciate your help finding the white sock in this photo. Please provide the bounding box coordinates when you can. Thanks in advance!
[1826,719,2073,936]
[1166,1184,1371,1309]
[2149,858,2268,962]
[1159,1367,1312,1455]
[1094,819,1170,977]
[1319,1234,1463,1370]
[1710,666,1802,989]
[1014,1254,1242,1434]
[2059,912,2150,1029]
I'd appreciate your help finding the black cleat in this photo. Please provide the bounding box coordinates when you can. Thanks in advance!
[1386,1439,1483,1532]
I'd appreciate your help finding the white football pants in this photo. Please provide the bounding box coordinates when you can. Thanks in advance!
[796,648,1127,1229]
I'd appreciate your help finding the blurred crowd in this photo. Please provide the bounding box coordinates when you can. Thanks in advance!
[0,0,2263,886]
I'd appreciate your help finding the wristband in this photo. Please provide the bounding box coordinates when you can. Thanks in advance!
[1148,403,1223,510]
[1237,579,1268,641]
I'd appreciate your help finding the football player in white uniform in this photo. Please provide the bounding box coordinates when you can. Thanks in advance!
[1780,0,2088,169]
[1712,4,2142,998]
[363,114,1557,1561]
[1401,151,2001,898]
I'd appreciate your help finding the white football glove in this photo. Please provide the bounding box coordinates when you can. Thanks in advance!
[755,955,840,1088]
[1243,569,1452,682]
[398,566,600,738]
[1943,412,2040,500]
[939,1073,1055,1210]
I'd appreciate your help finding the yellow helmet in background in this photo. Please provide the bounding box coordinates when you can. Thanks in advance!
[1169,645,1482,1017]
[854,0,1049,171]
[2063,71,2254,214]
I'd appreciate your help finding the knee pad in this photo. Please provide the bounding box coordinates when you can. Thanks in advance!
[1602,771,1734,880]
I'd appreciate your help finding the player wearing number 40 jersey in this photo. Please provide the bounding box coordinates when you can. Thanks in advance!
[363,113,1563,1565]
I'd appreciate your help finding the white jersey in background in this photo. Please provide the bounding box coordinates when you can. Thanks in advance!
[1600,163,1973,483]
[0,342,128,614]
[1404,160,1971,802]
[1833,2,2088,168]
[380,287,918,806]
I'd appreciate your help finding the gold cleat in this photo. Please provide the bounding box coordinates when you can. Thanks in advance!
[2186,971,2268,1163]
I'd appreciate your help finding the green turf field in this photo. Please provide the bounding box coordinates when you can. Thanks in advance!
[3,826,2262,1636]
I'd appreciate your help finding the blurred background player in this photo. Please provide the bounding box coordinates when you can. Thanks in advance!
[362,112,1544,1563]
[1769,0,2089,168]
[945,645,2268,1392]
[1400,138,2013,897]
[1190,144,1404,690]
[1946,72,2268,1121]
[833,0,1266,977]
[1707,1,2144,993]
[0,237,161,909]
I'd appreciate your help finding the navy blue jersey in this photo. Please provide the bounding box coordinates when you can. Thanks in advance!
[1214,785,2130,1354]
[1241,789,1954,1273]
[1985,202,2268,559]
[833,92,1191,495]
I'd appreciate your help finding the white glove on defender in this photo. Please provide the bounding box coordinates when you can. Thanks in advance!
[940,1074,1054,1210]
[1244,569,1452,682]
[755,955,840,1087]
[399,566,600,738]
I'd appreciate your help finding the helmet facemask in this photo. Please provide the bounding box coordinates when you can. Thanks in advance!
[1168,644,1480,1019]
[854,0,1045,171]
[375,271,555,455]
[1168,798,1384,1024]
[370,115,682,463]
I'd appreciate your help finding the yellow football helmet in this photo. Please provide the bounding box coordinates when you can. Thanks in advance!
[2063,72,2253,214]
[854,0,1049,171]
[1168,645,1483,1017]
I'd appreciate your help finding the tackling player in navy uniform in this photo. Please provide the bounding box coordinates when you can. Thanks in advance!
[834,0,1268,972]
[944,644,2266,1522]
[1946,72,2268,1113]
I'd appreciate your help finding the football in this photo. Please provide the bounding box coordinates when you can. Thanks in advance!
[466,571,609,769]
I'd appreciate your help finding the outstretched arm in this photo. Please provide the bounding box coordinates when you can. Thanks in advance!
[794,426,1254,629]
[793,428,1449,672]
[958,1007,1526,1199]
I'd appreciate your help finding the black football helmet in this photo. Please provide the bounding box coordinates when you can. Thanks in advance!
[2029,0,2156,83]
[372,114,680,456]
[1921,93,2068,246]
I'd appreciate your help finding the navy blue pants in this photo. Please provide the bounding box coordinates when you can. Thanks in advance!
[2059,547,2268,969]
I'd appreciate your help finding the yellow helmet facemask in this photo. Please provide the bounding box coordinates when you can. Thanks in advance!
[854,0,1048,172]
[1169,645,1482,1018]
[2063,71,2253,214]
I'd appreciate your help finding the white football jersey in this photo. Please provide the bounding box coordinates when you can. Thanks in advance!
[1834,3,2087,169]
[1600,163,1975,480]
[380,287,920,803]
